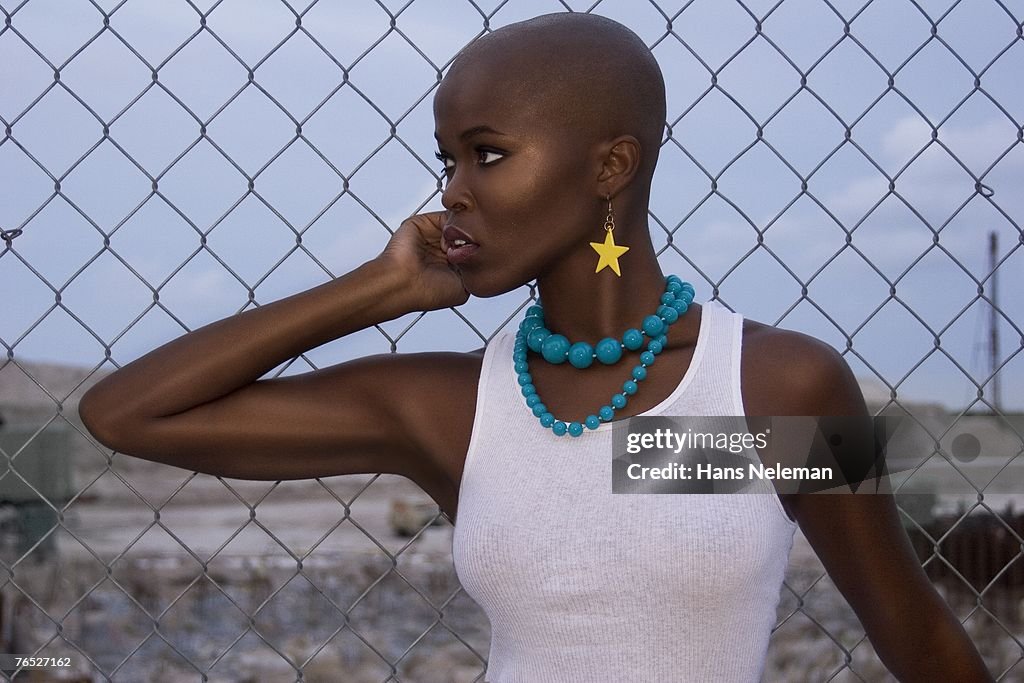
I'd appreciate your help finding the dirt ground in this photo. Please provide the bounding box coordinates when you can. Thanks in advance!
[7,457,1018,683]
[0,366,1021,681]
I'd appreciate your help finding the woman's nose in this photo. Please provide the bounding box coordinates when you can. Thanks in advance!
[440,169,471,212]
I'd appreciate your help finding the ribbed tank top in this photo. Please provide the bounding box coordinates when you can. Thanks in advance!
[452,300,798,682]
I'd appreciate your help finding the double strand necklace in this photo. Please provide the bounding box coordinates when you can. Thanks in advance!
[514,275,696,436]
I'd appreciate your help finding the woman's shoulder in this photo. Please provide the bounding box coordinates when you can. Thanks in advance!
[384,346,485,393]
[741,316,841,364]
[739,315,862,416]
[354,348,484,443]
[372,347,485,515]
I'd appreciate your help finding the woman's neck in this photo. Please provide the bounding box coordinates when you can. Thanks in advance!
[534,237,670,342]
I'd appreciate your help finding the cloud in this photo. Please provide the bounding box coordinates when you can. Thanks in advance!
[881,114,1019,171]
[880,115,933,161]
[825,115,1021,239]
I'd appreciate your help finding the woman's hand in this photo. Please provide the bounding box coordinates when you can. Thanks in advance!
[375,211,470,312]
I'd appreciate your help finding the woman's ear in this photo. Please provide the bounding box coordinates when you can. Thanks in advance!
[597,135,642,197]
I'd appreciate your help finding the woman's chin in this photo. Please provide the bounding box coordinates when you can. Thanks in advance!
[461,273,531,300]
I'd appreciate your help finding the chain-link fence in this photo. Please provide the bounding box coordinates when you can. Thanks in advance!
[1,0,1022,680]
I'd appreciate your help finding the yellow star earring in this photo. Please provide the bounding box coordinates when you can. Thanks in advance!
[590,195,630,276]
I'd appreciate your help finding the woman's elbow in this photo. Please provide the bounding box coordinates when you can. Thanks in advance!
[78,392,135,452]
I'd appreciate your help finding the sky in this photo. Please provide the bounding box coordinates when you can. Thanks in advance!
[1,0,1022,413]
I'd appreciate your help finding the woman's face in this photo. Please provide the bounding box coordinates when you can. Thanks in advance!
[432,63,600,298]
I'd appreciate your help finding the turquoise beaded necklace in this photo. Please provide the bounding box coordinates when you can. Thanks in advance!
[514,274,696,437]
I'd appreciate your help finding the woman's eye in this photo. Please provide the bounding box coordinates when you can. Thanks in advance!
[477,150,504,164]
[434,152,454,172]
[434,149,504,174]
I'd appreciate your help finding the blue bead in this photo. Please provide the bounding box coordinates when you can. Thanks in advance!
[521,384,536,396]
[660,292,676,305]
[568,422,584,437]
[527,327,551,353]
[552,421,567,436]
[526,305,544,317]
[677,290,694,305]
[640,351,655,366]
[623,380,638,395]
[526,394,542,407]
[611,393,627,409]
[513,351,527,363]
[642,315,665,337]
[514,360,528,373]
[666,280,683,294]
[599,405,615,421]
[680,281,695,295]
[632,366,647,381]
[622,328,644,351]
[540,412,555,427]
[532,402,548,417]
[658,305,679,324]
[670,299,689,313]
[648,339,663,355]
[656,334,668,347]
[541,334,571,363]
[519,317,543,334]
[596,337,623,365]
[666,274,682,285]
[517,372,532,386]
[568,341,595,369]
[585,415,601,429]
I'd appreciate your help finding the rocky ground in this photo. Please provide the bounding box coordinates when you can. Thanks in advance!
[2,360,1022,681]
[4,497,1022,682]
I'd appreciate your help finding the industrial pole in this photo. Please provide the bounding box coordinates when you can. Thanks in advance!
[989,231,1001,414]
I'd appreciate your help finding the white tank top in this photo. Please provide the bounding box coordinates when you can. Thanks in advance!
[452,300,798,682]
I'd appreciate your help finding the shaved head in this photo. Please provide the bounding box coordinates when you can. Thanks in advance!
[442,13,667,184]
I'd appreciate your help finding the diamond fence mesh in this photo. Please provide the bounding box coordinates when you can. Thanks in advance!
[0,0,1022,681]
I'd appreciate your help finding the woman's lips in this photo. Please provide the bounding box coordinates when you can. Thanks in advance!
[446,243,480,265]
[442,224,479,265]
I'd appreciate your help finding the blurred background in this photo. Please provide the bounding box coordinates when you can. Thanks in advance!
[0,0,1022,681]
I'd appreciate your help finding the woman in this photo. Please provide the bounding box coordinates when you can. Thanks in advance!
[79,12,993,682]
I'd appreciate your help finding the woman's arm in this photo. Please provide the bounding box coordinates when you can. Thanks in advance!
[77,211,470,480]
[778,341,994,682]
